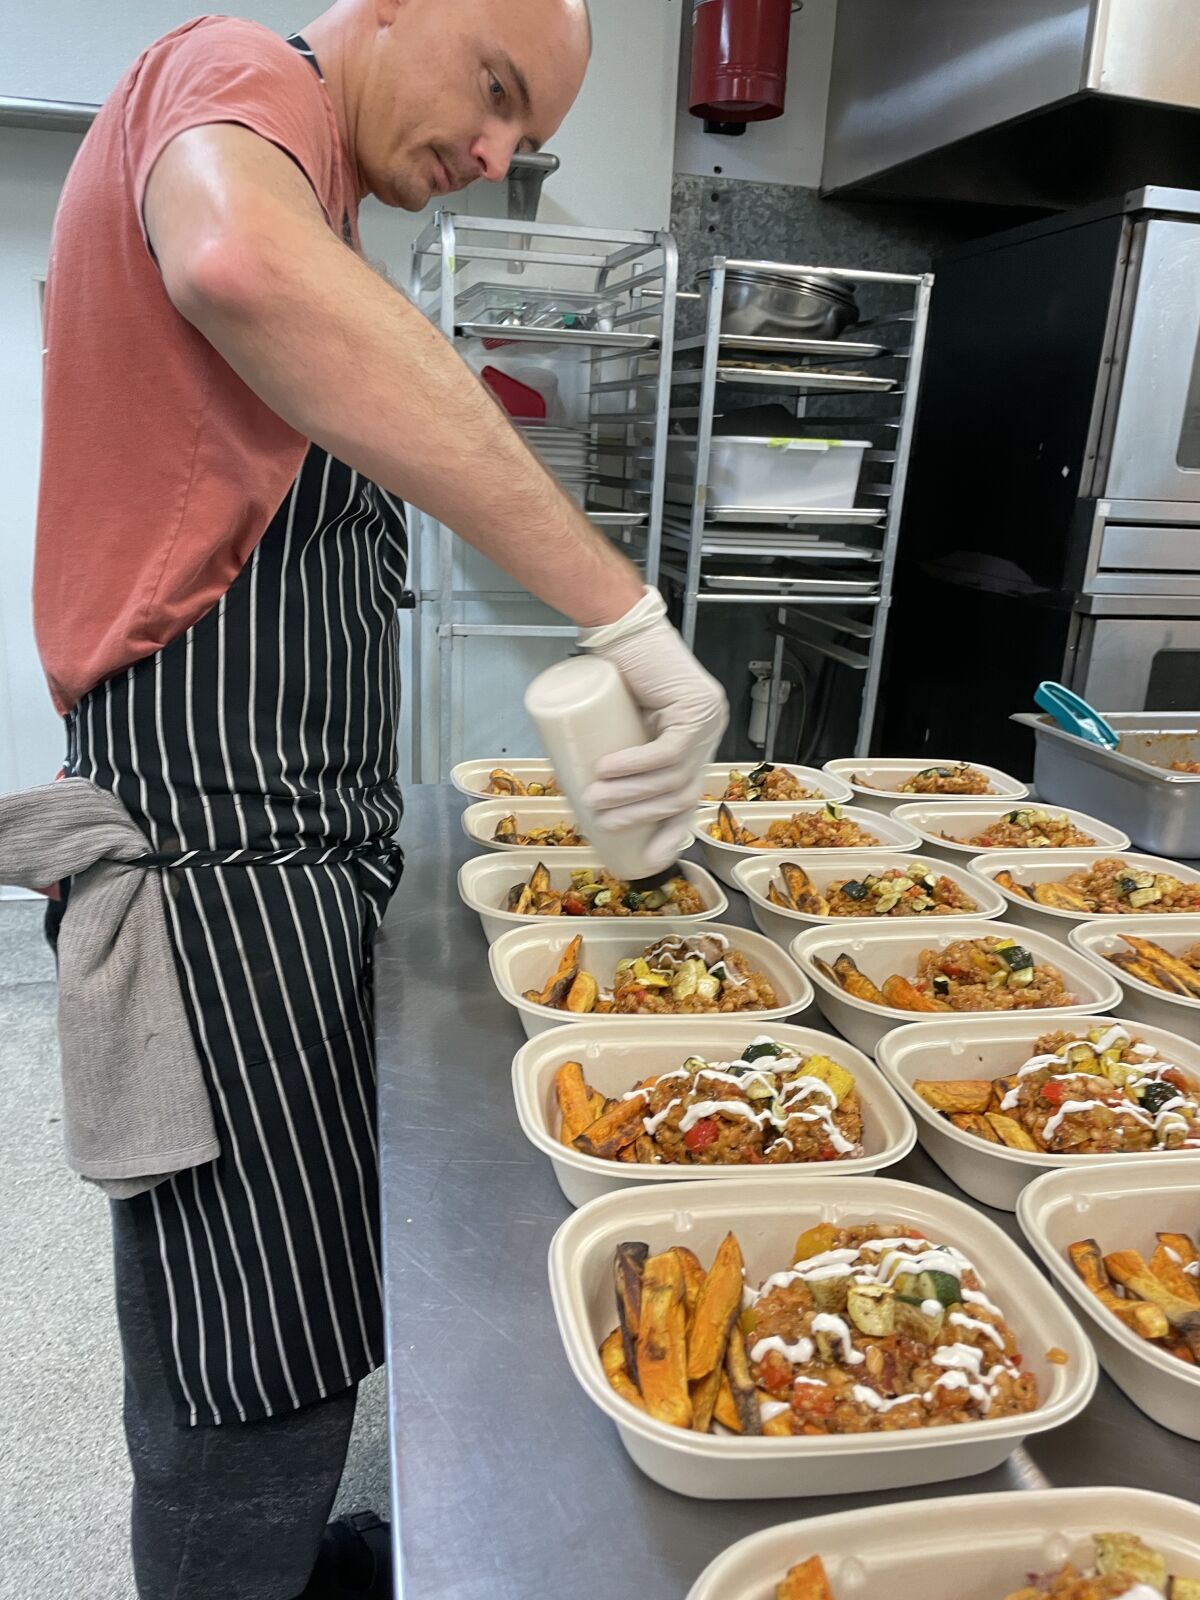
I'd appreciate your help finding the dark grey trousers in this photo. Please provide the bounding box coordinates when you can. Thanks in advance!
[112,1200,358,1600]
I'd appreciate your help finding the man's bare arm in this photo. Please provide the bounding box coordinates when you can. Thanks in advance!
[143,124,643,627]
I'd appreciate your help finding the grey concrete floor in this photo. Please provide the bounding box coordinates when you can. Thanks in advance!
[0,900,390,1599]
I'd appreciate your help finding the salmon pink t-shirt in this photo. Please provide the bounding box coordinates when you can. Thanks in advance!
[34,16,360,714]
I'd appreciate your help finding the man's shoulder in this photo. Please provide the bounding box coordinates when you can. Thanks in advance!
[130,14,317,91]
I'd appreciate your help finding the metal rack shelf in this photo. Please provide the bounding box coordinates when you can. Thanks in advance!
[406,211,678,779]
[663,255,932,759]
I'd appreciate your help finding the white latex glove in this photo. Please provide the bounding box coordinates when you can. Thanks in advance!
[578,587,729,861]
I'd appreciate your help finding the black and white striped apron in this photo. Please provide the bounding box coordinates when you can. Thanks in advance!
[65,436,408,1426]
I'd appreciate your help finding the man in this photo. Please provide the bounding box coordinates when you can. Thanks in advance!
[33,2,727,1597]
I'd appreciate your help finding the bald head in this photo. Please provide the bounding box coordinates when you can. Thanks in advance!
[309,0,591,211]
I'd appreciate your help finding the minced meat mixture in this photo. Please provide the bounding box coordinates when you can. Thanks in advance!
[945,807,1098,849]
[715,810,882,850]
[710,765,821,802]
[857,762,995,796]
[823,866,978,917]
[913,937,1076,1011]
[584,1039,863,1165]
[1038,857,1200,915]
[744,1223,1039,1435]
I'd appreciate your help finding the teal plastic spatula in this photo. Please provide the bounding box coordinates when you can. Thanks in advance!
[1033,681,1119,749]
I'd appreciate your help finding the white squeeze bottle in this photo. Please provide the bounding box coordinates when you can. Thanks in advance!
[524,655,665,881]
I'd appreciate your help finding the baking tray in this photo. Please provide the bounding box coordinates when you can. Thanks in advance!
[457,322,658,351]
[705,505,886,526]
[675,333,887,360]
[714,366,897,393]
[1012,711,1200,858]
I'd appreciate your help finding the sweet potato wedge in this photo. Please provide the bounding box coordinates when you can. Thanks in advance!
[832,953,888,1007]
[573,1092,650,1161]
[689,1361,725,1434]
[1119,936,1200,998]
[614,1241,648,1382]
[673,1246,707,1325]
[723,1324,762,1436]
[712,1372,741,1432]
[950,1111,1003,1143]
[636,1250,692,1428]
[778,1556,836,1600]
[985,1112,1041,1151]
[994,870,1034,902]
[564,971,599,1013]
[767,881,796,911]
[1150,1245,1200,1307]
[554,1061,595,1147]
[914,1079,993,1115]
[1104,1250,1200,1356]
[1032,880,1093,911]
[1159,1231,1200,1269]
[599,1328,645,1411]
[881,973,951,1012]
[686,1232,744,1382]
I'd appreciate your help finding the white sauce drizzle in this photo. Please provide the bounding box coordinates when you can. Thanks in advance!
[810,1314,865,1366]
[751,1334,815,1366]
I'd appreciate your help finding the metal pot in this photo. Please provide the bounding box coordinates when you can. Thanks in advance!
[696,267,859,339]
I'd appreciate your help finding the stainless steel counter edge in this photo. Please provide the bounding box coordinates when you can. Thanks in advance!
[377,786,1199,1600]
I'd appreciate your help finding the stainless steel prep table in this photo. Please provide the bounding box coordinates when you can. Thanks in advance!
[376,785,1199,1600]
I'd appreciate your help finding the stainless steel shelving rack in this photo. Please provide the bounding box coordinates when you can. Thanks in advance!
[406,212,678,779]
[665,257,933,759]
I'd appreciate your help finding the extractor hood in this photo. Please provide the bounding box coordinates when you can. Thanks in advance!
[822,0,1200,210]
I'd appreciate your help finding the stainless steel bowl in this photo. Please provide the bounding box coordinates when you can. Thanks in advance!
[696,268,859,339]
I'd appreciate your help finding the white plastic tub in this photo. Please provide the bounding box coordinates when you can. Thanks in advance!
[699,760,852,806]
[694,802,920,888]
[512,1019,916,1207]
[489,921,813,1039]
[1069,915,1200,1033]
[790,919,1124,1057]
[669,435,870,511]
[875,1014,1200,1211]
[686,1487,1200,1600]
[548,1175,1096,1499]
[970,849,1200,937]
[892,799,1130,863]
[1018,1158,1200,1440]
[457,853,728,944]
[823,757,1028,815]
[450,758,558,799]
[732,853,1007,946]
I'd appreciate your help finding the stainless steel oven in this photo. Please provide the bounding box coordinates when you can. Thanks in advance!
[1070,598,1200,711]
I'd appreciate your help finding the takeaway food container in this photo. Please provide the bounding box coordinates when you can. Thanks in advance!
[823,757,1028,815]
[1018,1158,1200,1439]
[891,800,1130,864]
[1069,915,1200,1033]
[698,761,852,806]
[686,1487,1200,1600]
[694,802,920,888]
[1012,710,1200,858]
[547,1175,1096,1499]
[510,1019,915,1207]
[488,921,812,1039]
[732,853,1007,947]
[970,849,1200,937]
[450,758,558,798]
[875,1014,1200,1211]
[457,853,727,944]
[790,919,1124,1056]
[668,434,871,512]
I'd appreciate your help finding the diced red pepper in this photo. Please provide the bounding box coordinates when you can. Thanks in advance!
[758,1350,791,1392]
[684,1117,719,1152]
[561,892,589,916]
[1041,1080,1067,1107]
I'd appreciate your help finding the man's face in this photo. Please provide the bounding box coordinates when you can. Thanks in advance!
[358,0,590,210]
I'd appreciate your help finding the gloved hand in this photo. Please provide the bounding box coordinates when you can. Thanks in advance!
[578,587,729,861]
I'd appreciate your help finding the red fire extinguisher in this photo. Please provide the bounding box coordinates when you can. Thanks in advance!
[689,0,793,133]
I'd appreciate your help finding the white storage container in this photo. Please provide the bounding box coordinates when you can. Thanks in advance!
[450,758,558,799]
[489,921,812,1040]
[823,757,1028,815]
[694,802,920,888]
[790,919,1124,1057]
[1069,915,1200,1033]
[970,849,1200,937]
[892,800,1130,863]
[669,435,870,512]
[732,853,1007,947]
[511,1019,915,1207]
[699,761,852,806]
[875,1014,1200,1211]
[457,853,728,944]
[1018,1159,1200,1440]
[547,1175,1096,1500]
[687,1487,1200,1600]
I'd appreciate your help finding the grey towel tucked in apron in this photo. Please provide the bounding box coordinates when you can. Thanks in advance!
[0,777,218,1194]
